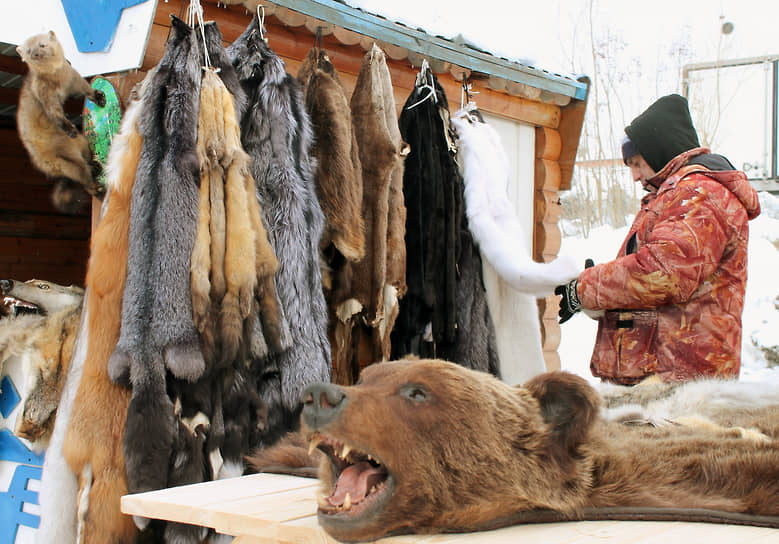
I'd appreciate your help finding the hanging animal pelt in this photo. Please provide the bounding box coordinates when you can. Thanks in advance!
[297,45,365,265]
[450,105,580,384]
[345,44,408,379]
[60,71,154,544]
[227,16,331,446]
[450,104,579,296]
[391,69,499,376]
[107,15,204,499]
[297,45,366,385]
[190,53,281,371]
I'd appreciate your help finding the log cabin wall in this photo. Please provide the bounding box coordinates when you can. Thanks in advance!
[0,51,91,287]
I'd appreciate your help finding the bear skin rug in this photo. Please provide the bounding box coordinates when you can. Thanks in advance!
[249,358,779,542]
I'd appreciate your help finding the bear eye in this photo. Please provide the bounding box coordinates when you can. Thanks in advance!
[37,283,49,290]
[400,384,429,403]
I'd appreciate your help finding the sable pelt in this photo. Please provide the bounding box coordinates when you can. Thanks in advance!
[297,45,365,263]
[61,70,153,544]
[297,45,366,385]
[337,44,408,379]
[391,74,498,375]
[0,278,83,449]
[253,359,779,542]
[16,31,106,213]
[191,66,281,370]
[227,15,331,444]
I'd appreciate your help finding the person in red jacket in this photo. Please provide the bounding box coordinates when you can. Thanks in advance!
[556,94,761,384]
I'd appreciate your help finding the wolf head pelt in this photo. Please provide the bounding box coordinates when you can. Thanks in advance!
[227,16,331,444]
[0,278,83,449]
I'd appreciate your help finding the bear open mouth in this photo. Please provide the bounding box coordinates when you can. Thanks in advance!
[308,431,393,520]
[2,295,41,317]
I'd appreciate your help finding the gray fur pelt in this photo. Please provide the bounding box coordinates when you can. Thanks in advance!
[227,16,330,443]
[109,15,203,497]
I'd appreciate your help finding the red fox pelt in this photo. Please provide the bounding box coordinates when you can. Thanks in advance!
[250,359,779,542]
[61,72,151,544]
[16,31,106,213]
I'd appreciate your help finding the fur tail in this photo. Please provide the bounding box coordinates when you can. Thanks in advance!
[220,292,243,364]
[123,366,176,495]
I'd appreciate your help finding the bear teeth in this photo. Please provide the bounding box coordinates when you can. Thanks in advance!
[308,433,323,455]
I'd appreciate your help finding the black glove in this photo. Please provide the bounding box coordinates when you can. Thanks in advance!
[554,259,594,324]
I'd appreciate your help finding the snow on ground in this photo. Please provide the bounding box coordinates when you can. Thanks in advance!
[558,191,779,384]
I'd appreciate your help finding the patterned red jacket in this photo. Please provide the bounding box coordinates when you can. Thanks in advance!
[577,148,761,384]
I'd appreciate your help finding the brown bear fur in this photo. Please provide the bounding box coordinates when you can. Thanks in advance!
[250,359,779,542]
[61,76,148,544]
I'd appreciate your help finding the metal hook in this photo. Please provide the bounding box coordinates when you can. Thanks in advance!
[256,4,267,43]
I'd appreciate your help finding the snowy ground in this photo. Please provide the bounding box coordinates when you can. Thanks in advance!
[558,191,779,384]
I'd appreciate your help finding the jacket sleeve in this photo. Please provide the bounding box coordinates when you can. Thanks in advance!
[577,177,731,310]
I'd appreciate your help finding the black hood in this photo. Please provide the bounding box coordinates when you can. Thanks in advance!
[625,94,700,172]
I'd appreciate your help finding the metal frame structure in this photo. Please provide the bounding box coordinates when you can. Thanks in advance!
[683,54,779,192]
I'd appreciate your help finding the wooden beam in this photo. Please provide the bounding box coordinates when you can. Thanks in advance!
[558,75,590,191]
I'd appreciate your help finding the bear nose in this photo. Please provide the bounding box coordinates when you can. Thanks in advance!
[302,383,347,430]
[0,279,12,293]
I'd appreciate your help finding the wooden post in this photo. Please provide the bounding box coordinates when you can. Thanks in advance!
[533,126,564,371]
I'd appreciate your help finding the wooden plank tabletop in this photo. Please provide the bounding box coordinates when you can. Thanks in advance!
[121,473,779,544]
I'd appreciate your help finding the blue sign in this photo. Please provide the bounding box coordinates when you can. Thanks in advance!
[60,0,149,52]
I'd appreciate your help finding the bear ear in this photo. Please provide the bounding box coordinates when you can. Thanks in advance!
[49,30,56,39]
[524,371,600,472]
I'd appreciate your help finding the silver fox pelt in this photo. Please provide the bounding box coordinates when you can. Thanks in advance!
[228,16,331,445]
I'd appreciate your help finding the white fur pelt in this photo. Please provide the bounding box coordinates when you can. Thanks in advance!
[35,299,88,544]
[450,105,580,298]
[450,106,570,384]
[600,378,779,427]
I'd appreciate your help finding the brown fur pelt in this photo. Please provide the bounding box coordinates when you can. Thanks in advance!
[61,70,151,544]
[250,359,779,542]
[297,45,366,386]
[15,31,106,212]
[297,45,365,263]
[333,44,408,382]
[190,68,281,368]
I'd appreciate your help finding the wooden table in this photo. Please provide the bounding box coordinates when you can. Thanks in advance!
[121,473,779,543]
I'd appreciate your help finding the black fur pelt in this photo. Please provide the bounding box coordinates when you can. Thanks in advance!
[227,16,331,447]
[391,71,499,376]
